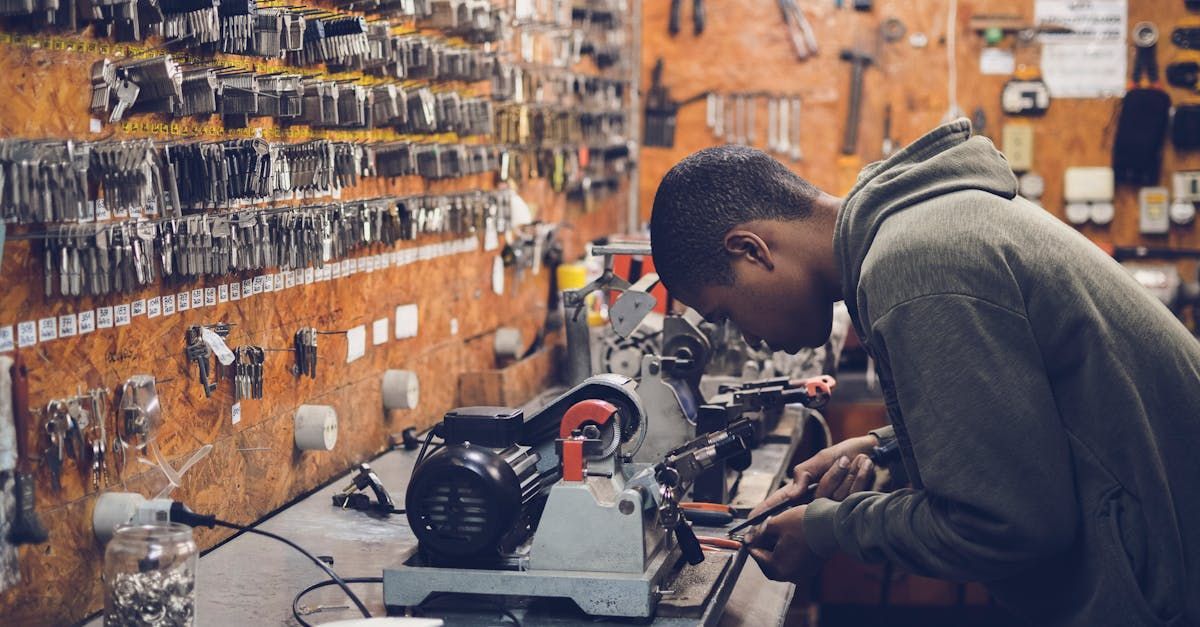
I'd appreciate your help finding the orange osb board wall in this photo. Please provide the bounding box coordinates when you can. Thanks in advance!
[640,0,1200,330]
[0,34,629,627]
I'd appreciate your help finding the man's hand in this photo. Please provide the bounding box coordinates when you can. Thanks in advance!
[749,435,878,519]
[745,505,824,583]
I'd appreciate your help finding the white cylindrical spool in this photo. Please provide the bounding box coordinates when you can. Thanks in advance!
[382,370,420,411]
[93,492,146,544]
[494,327,523,361]
[295,405,338,451]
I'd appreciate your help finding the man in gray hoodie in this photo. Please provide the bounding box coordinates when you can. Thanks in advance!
[649,119,1199,626]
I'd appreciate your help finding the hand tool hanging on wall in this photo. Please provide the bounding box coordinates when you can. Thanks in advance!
[837,48,874,194]
[7,352,48,545]
[777,0,819,60]
[643,59,679,147]
[1113,22,1171,185]
[881,103,895,158]
[668,0,703,36]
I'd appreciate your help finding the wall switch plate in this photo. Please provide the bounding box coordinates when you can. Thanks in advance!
[1001,123,1035,172]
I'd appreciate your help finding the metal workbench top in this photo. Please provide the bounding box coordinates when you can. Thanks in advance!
[85,440,795,627]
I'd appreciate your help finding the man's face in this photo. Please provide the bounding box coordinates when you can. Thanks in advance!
[685,258,834,354]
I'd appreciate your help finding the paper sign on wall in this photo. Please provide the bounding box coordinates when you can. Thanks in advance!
[1035,0,1127,98]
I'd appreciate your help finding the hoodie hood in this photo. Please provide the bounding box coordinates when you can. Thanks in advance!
[834,118,1018,341]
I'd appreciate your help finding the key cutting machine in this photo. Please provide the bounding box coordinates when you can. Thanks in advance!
[384,376,758,618]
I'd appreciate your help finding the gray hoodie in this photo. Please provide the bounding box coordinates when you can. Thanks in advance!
[805,119,1200,626]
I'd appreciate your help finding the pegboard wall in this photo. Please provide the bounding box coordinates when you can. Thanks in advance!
[639,0,1200,329]
[0,0,635,623]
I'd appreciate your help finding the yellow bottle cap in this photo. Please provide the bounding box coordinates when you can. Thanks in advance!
[557,264,588,291]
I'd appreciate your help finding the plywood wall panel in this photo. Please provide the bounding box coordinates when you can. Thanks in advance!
[0,19,629,626]
[640,0,1199,298]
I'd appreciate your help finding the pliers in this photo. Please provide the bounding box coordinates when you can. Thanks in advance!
[669,0,704,36]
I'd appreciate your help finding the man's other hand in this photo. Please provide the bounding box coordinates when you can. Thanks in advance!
[746,505,823,583]
[749,435,879,519]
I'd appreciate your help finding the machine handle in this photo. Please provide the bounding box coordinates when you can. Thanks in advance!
[674,520,705,565]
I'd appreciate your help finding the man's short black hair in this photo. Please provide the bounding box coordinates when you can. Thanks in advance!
[650,145,820,296]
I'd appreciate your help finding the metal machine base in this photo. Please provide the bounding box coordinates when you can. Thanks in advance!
[383,544,682,618]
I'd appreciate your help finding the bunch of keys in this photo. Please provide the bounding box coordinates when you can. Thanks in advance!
[294,328,317,379]
[232,346,265,401]
[39,387,112,490]
[42,400,70,489]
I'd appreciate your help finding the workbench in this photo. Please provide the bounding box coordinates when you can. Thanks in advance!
[84,397,807,626]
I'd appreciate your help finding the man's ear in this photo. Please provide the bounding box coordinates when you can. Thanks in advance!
[723,229,775,271]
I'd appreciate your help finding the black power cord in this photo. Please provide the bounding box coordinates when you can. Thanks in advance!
[292,577,383,627]
[415,425,445,465]
[168,502,372,619]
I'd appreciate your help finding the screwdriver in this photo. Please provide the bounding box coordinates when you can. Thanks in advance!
[729,436,901,539]
[726,481,819,538]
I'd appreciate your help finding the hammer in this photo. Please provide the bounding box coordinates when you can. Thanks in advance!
[839,48,876,156]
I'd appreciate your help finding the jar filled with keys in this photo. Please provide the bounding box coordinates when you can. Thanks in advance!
[104,523,198,626]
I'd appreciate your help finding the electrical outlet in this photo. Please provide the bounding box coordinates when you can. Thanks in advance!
[1139,187,1171,234]
[1172,171,1200,201]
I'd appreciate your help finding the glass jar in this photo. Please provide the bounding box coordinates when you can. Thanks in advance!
[103,523,198,627]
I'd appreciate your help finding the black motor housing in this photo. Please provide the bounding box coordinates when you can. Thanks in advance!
[407,408,547,566]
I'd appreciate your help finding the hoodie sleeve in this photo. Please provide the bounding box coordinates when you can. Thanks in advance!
[803,293,1077,582]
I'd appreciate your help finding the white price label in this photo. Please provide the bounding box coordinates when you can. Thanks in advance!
[395,304,419,339]
[305,268,315,283]
[162,295,176,316]
[114,304,131,326]
[253,276,264,294]
[131,299,146,317]
[346,325,367,363]
[285,271,296,289]
[17,321,36,347]
[205,288,216,307]
[177,292,190,311]
[373,318,388,345]
[0,326,14,352]
[58,314,77,337]
[242,279,253,298]
[192,288,205,308]
[232,402,242,425]
[273,274,283,291]
[38,317,57,342]
[218,284,229,302]
[97,307,114,328]
[78,310,95,334]
[147,298,161,318]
